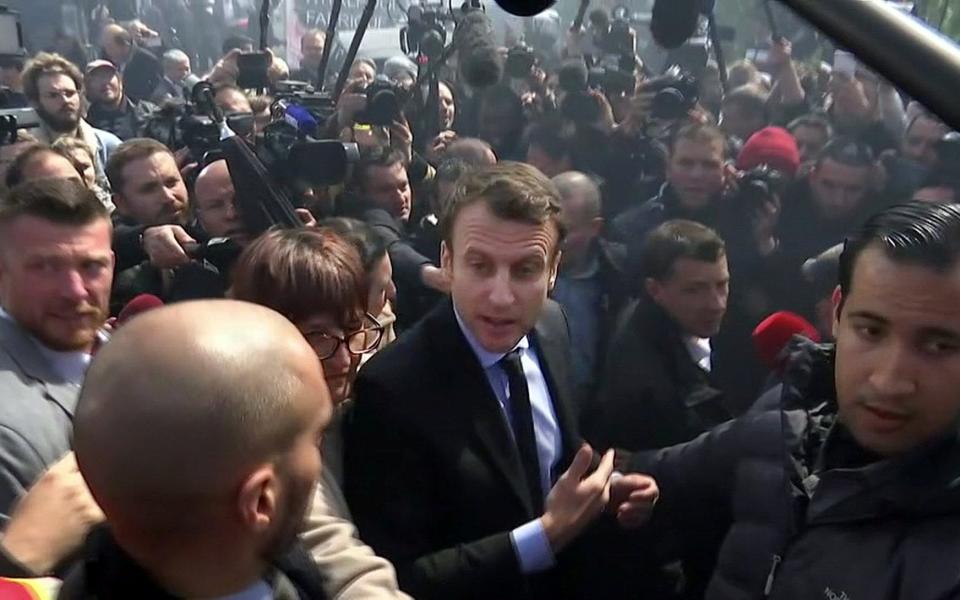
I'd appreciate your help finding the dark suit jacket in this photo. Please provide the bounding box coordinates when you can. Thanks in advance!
[343,299,584,600]
[586,298,731,452]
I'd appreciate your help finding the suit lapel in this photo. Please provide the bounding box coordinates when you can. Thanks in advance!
[0,317,81,418]
[531,301,581,470]
[425,302,536,516]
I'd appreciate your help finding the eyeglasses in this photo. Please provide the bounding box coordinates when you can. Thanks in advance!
[302,313,384,360]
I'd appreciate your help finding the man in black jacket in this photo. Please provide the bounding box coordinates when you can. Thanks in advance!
[83,60,155,141]
[622,201,960,600]
[588,220,732,452]
[344,162,658,600]
[344,147,449,329]
[65,300,332,600]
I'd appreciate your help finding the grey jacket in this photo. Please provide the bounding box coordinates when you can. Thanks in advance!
[0,317,79,522]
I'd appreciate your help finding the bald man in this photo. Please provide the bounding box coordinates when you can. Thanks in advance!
[551,171,627,404]
[63,300,332,599]
[444,137,497,166]
[194,159,247,245]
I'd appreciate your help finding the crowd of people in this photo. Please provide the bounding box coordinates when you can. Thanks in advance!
[1,2,960,599]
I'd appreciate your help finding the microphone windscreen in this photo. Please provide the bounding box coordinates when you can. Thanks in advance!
[558,60,588,92]
[117,294,164,325]
[454,10,503,88]
[752,311,821,372]
[650,0,702,50]
[492,0,556,17]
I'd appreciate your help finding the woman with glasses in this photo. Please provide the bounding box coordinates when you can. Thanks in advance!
[322,218,399,362]
[230,227,409,600]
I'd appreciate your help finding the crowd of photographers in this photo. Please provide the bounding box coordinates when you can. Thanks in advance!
[0,1,960,599]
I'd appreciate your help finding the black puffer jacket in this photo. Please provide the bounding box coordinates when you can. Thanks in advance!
[632,338,960,600]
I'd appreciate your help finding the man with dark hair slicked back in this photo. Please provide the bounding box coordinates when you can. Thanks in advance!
[622,201,960,600]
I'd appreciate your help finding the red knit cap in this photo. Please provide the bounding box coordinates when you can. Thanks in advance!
[736,126,801,177]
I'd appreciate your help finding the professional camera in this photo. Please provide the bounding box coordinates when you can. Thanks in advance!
[260,100,359,188]
[588,53,637,96]
[272,81,337,125]
[142,102,252,163]
[736,164,788,210]
[355,76,407,127]
[401,2,452,58]
[505,44,537,79]
[643,69,700,121]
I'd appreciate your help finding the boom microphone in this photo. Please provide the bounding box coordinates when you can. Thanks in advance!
[752,311,821,374]
[491,0,555,17]
[651,0,703,50]
[454,9,503,88]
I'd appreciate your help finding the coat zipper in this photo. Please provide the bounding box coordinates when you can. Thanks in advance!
[763,554,782,597]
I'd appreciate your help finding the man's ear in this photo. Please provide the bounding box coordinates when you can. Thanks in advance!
[831,285,843,339]
[236,465,279,534]
[644,277,661,303]
[440,240,452,276]
[111,192,127,216]
[548,250,562,291]
[589,217,604,238]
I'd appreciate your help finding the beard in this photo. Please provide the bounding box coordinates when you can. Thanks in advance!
[37,103,81,134]
[260,475,314,562]
[32,303,107,352]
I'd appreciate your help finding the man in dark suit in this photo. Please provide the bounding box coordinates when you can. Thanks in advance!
[344,162,658,600]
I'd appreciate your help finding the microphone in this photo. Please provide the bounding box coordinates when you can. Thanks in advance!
[651,0,704,50]
[282,103,320,137]
[454,8,503,88]
[117,294,164,326]
[752,311,821,374]
[492,0,555,17]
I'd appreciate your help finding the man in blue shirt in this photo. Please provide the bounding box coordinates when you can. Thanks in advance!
[344,162,658,600]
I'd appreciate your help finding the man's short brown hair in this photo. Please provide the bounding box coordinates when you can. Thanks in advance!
[439,161,566,252]
[4,143,83,189]
[230,227,367,326]
[105,138,175,194]
[641,219,725,282]
[669,122,727,156]
[0,178,109,232]
[22,52,85,103]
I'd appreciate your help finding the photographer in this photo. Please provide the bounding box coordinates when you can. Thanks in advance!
[342,147,448,329]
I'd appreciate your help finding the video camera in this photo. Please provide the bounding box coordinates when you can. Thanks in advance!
[736,164,788,210]
[644,68,700,120]
[588,53,638,96]
[354,76,408,127]
[505,45,538,80]
[0,108,38,146]
[401,2,454,58]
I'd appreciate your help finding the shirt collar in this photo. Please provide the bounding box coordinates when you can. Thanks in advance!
[0,307,95,384]
[453,303,529,370]
[684,336,712,372]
